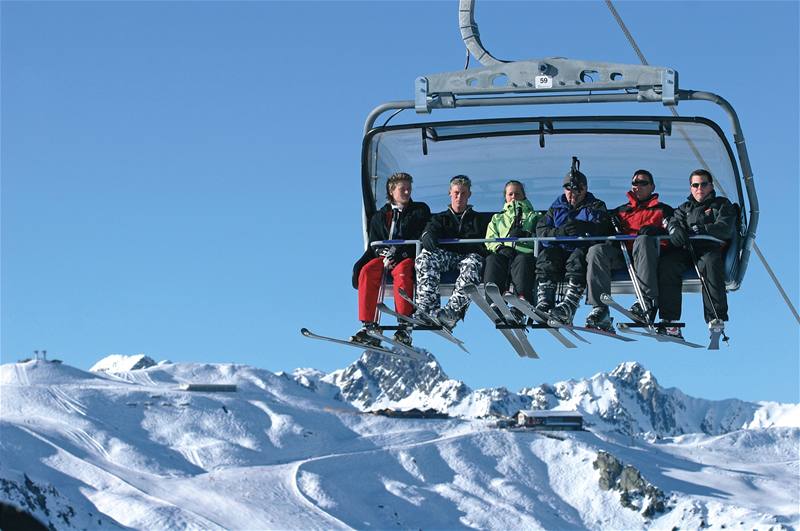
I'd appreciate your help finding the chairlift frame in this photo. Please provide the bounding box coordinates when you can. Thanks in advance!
[360,1,757,293]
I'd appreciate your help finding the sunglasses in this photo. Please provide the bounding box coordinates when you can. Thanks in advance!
[691,181,711,189]
[631,179,651,186]
[563,184,582,191]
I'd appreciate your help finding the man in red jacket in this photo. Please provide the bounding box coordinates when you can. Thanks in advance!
[584,170,673,331]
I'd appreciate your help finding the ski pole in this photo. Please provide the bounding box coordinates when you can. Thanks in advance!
[375,209,401,324]
[611,217,654,327]
[686,238,728,341]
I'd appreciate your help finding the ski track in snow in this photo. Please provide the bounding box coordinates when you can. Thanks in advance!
[18,425,228,530]
[14,363,30,386]
[292,428,476,528]
[48,386,88,416]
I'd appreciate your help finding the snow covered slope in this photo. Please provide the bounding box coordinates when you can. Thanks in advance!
[1,356,797,530]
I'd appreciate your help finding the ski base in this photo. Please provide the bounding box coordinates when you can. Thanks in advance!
[502,294,578,348]
[300,328,427,362]
[484,284,539,359]
[532,306,634,343]
[465,283,538,359]
[615,323,704,348]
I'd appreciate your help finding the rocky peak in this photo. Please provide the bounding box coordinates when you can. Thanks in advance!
[322,350,469,410]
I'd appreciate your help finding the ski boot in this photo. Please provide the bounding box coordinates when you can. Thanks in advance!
[656,320,683,339]
[350,322,382,347]
[550,281,585,325]
[534,280,556,314]
[585,305,614,332]
[435,306,460,332]
[629,299,657,324]
[393,326,413,347]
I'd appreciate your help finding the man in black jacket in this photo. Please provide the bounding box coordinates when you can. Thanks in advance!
[658,169,737,338]
[414,175,491,330]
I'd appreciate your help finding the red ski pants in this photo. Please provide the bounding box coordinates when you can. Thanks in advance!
[358,257,414,322]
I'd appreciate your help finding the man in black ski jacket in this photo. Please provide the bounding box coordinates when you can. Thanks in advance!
[658,169,737,338]
[414,175,492,330]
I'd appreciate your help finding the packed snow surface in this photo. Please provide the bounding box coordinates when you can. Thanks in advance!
[1,354,797,530]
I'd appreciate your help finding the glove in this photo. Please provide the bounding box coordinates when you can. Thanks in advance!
[507,226,529,238]
[638,225,662,236]
[667,219,688,248]
[421,231,438,252]
[561,220,593,236]
[557,222,579,237]
[689,223,706,235]
[385,248,406,268]
[496,246,515,259]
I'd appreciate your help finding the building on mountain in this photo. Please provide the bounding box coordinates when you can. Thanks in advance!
[513,410,584,431]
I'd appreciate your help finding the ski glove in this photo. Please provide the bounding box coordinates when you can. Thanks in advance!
[689,223,706,235]
[560,220,594,237]
[421,231,438,252]
[496,246,515,259]
[668,219,688,248]
[507,226,530,239]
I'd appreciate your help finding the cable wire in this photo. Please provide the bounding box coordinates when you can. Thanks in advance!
[604,0,799,325]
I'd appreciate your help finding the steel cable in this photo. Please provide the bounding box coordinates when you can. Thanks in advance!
[604,0,799,325]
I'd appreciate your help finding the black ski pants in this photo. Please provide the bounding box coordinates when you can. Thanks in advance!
[658,246,728,322]
[484,250,537,302]
[586,236,660,307]
[535,246,588,286]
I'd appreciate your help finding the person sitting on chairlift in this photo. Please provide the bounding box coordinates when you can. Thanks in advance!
[483,180,541,304]
[584,169,674,332]
[350,172,431,347]
[534,157,612,325]
[414,175,491,331]
[658,169,736,338]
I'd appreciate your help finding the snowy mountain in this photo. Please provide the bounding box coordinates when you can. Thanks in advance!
[1,354,797,530]
[324,353,796,437]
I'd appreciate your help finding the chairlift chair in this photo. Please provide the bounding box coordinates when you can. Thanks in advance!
[359,1,756,298]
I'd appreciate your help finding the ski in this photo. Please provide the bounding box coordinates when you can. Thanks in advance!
[465,283,538,359]
[366,330,429,362]
[616,323,704,348]
[600,293,654,327]
[396,288,469,353]
[502,294,578,348]
[484,283,540,359]
[300,328,425,362]
[531,306,635,343]
[376,302,428,327]
[601,293,703,348]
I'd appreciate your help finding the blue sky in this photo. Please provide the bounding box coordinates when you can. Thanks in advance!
[2,1,798,403]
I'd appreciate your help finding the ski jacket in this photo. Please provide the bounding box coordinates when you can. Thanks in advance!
[422,205,493,256]
[536,192,611,250]
[485,199,541,254]
[672,191,737,249]
[352,200,431,288]
[613,191,674,249]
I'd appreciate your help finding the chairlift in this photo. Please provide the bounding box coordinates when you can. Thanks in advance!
[360,0,757,299]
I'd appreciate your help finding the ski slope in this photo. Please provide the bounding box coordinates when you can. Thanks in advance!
[1,357,797,530]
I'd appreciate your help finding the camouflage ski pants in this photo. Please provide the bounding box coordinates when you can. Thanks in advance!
[414,249,484,316]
